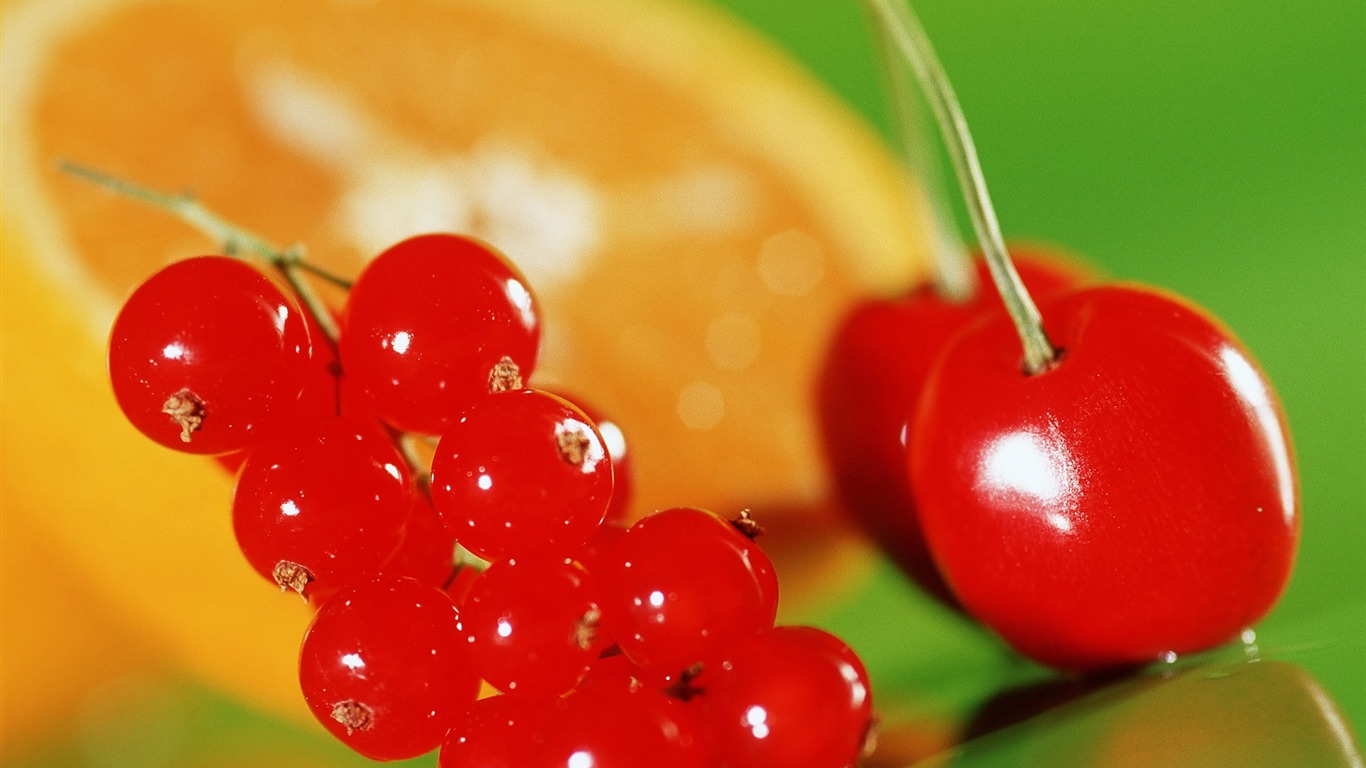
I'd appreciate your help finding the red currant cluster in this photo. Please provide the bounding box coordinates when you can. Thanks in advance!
[107,230,873,766]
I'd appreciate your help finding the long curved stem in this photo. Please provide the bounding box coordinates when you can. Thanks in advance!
[57,161,342,345]
[864,0,1058,373]
[869,6,974,302]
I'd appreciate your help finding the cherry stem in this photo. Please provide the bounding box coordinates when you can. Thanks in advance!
[56,161,344,346]
[868,3,974,302]
[864,0,1058,373]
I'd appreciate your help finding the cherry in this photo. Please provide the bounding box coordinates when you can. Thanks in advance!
[869,0,1299,671]
[108,255,312,454]
[429,389,613,562]
[298,576,481,761]
[341,233,541,436]
[911,285,1298,670]
[817,248,1087,603]
[693,626,873,768]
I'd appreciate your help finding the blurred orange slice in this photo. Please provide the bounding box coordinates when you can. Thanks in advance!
[1,0,929,719]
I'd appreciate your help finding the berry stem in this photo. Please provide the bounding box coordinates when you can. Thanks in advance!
[864,0,1058,373]
[57,161,344,346]
[868,3,974,303]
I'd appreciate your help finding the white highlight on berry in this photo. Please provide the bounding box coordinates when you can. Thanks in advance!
[496,619,513,639]
[390,331,412,355]
[745,705,770,739]
[279,500,300,518]
[161,343,186,361]
[477,474,493,491]
[977,428,1079,533]
[1220,346,1296,526]
[341,653,365,670]
[568,752,595,768]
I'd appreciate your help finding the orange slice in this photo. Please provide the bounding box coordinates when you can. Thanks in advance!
[1,0,930,719]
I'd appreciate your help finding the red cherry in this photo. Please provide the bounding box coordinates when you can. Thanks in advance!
[341,233,541,435]
[108,255,312,454]
[693,626,873,768]
[911,285,1298,671]
[429,389,613,562]
[231,416,412,602]
[298,577,481,761]
[817,248,1088,602]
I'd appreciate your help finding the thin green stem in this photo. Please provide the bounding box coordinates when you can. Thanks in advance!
[58,160,343,345]
[869,3,974,303]
[864,0,1058,373]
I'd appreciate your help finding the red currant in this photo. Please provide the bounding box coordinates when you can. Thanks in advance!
[429,389,613,561]
[232,416,412,601]
[600,507,778,673]
[380,493,458,589]
[462,555,604,695]
[108,256,311,454]
[438,691,557,768]
[693,626,873,768]
[551,391,635,524]
[534,683,711,768]
[298,576,480,761]
[341,233,541,435]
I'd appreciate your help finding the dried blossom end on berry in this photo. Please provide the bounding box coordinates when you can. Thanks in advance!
[330,700,374,735]
[574,606,602,651]
[272,560,313,600]
[730,509,764,540]
[161,390,205,442]
[556,425,593,467]
[488,356,523,392]
[663,663,705,702]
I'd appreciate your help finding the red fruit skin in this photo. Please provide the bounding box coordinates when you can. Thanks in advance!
[108,256,312,455]
[911,284,1299,672]
[462,555,604,695]
[430,389,613,562]
[551,391,635,525]
[341,233,541,435]
[694,626,873,768]
[380,493,458,589]
[299,577,481,761]
[534,684,711,768]
[232,416,412,602]
[817,248,1087,604]
[600,507,778,673]
[438,691,557,768]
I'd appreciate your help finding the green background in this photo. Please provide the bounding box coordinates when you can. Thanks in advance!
[8,0,1363,765]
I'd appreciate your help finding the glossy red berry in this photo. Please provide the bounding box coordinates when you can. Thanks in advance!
[108,255,311,454]
[534,683,711,768]
[341,233,540,435]
[693,626,873,768]
[462,555,604,695]
[911,285,1299,671]
[817,249,1087,603]
[430,389,613,562]
[299,577,480,761]
[438,691,557,768]
[600,507,778,672]
[381,493,458,589]
[551,392,635,525]
[232,416,412,602]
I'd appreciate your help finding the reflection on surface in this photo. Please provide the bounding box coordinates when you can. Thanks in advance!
[908,659,1363,768]
[976,425,1080,535]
